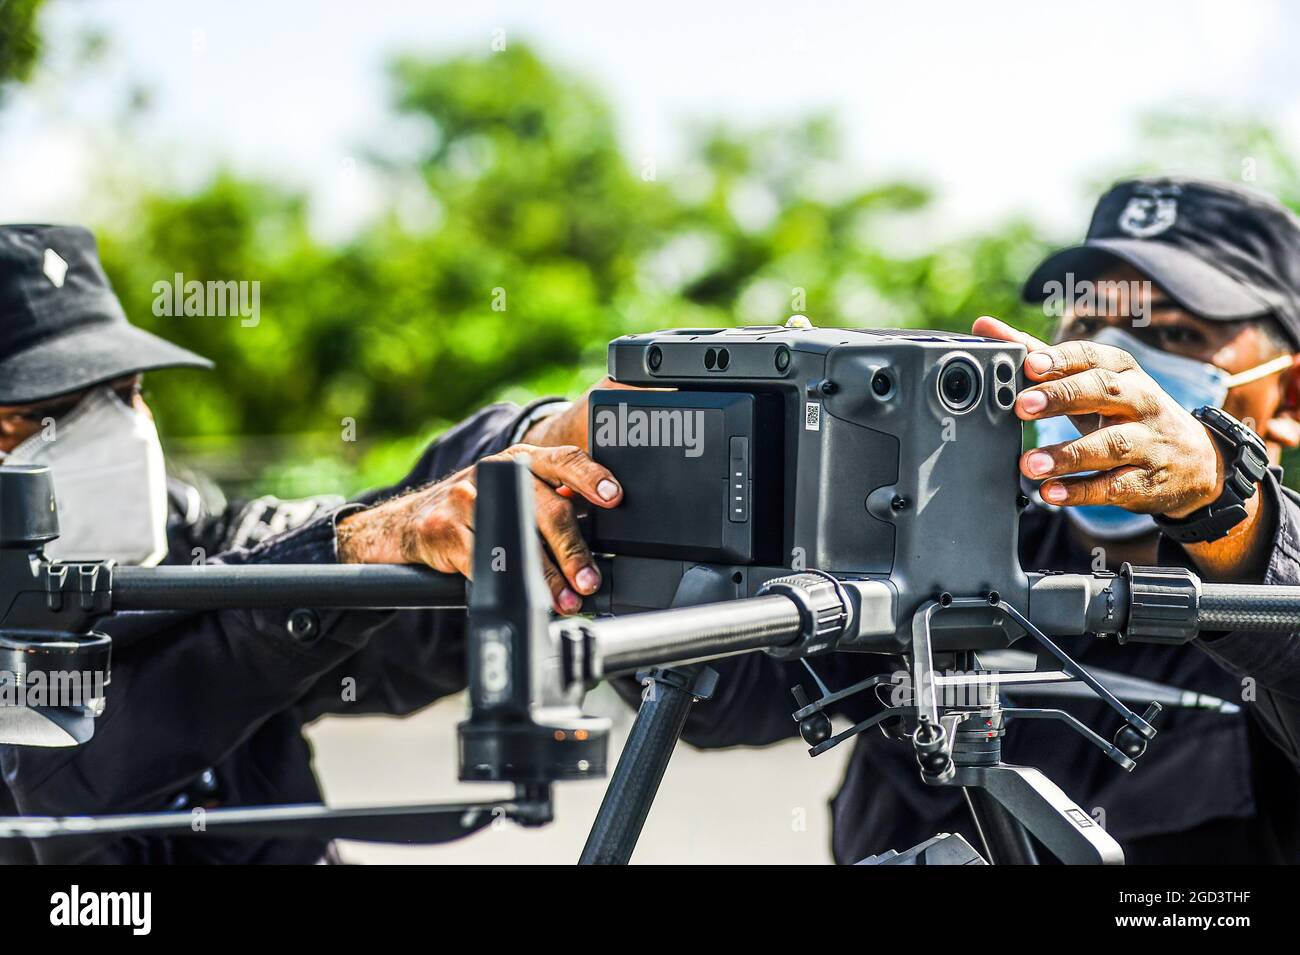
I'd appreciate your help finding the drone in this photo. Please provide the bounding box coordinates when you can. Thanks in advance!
[1,322,1295,864]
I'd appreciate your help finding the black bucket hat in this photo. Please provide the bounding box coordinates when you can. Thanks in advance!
[0,224,212,405]
[1023,176,1300,348]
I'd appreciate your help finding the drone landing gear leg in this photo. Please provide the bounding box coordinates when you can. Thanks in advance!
[579,664,717,865]
[956,763,1122,864]
[963,787,1039,865]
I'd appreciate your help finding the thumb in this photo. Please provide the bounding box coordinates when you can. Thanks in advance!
[972,315,1048,352]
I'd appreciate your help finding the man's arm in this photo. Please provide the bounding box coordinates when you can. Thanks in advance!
[1179,474,1300,767]
[337,401,621,613]
[291,402,558,721]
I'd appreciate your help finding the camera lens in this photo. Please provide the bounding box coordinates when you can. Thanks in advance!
[938,358,980,413]
[647,346,663,371]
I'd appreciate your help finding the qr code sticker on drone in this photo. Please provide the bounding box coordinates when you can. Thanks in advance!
[805,401,821,431]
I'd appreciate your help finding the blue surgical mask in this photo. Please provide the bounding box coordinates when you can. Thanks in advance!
[1034,326,1292,541]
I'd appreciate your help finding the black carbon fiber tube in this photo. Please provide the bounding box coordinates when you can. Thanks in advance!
[1198,583,1300,632]
[113,564,466,611]
[588,595,802,676]
[579,670,699,864]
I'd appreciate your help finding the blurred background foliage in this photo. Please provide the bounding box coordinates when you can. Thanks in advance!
[0,0,43,98]
[4,6,1298,499]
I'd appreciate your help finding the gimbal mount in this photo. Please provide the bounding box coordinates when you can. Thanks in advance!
[1,459,1299,864]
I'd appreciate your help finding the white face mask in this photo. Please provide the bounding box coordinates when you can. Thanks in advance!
[1,387,170,565]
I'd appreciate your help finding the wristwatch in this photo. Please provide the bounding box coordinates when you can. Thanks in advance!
[1154,407,1270,544]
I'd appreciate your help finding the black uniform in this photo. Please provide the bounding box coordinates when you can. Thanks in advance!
[0,401,532,864]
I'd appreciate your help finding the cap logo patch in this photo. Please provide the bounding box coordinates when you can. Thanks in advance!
[42,248,68,288]
[1118,185,1179,239]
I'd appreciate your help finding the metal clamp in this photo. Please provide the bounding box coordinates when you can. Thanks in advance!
[1119,564,1201,645]
[758,570,853,659]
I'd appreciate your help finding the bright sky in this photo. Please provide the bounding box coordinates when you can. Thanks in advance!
[2,0,1298,242]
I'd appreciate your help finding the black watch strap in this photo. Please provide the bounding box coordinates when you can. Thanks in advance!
[1154,407,1270,544]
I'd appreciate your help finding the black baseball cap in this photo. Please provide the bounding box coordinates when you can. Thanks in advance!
[1023,176,1300,348]
[0,224,212,405]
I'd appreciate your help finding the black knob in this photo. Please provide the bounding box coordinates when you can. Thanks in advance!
[918,749,952,776]
[913,716,952,780]
[790,684,833,746]
[287,608,320,642]
[799,712,833,746]
[1114,701,1163,759]
[1114,724,1148,759]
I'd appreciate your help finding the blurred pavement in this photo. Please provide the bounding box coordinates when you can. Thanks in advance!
[306,683,851,864]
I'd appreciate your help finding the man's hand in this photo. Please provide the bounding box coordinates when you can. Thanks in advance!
[336,444,622,614]
[973,316,1271,579]
[972,316,1225,517]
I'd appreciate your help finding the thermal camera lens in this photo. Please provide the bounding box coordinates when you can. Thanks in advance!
[938,358,980,413]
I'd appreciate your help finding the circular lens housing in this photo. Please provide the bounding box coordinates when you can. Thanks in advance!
[937,357,981,413]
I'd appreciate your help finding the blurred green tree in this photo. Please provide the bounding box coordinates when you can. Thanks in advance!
[0,0,46,97]
[87,45,1291,497]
